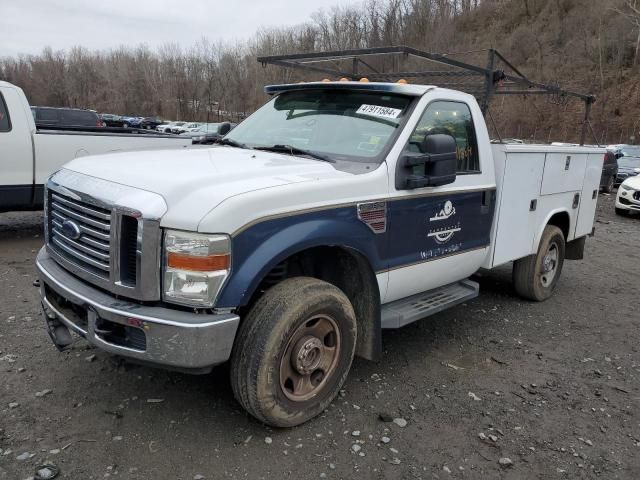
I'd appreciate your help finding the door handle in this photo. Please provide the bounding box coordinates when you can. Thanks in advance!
[480,190,494,214]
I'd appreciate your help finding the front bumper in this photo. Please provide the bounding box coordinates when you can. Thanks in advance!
[36,247,239,372]
[616,189,640,212]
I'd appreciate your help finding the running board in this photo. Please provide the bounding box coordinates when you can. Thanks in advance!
[381,279,479,329]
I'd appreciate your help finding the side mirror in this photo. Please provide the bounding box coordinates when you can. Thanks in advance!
[396,134,457,189]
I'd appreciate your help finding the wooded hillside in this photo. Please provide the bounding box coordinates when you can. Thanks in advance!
[1,0,639,144]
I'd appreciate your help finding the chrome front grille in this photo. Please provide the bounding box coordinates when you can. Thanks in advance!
[45,169,167,302]
[49,192,112,278]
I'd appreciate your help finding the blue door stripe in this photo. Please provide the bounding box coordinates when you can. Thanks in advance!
[216,189,495,307]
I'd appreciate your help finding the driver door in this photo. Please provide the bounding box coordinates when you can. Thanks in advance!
[384,99,495,303]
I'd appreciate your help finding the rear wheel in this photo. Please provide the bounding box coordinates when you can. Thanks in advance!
[513,225,565,301]
[602,175,615,193]
[230,277,357,427]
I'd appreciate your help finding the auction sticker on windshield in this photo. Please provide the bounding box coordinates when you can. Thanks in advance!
[356,104,403,119]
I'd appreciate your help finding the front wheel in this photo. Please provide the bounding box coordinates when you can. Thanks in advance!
[513,225,565,301]
[230,277,357,427]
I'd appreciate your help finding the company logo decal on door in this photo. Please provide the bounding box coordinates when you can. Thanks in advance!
[428,200,461,244]
[429,200,456,221]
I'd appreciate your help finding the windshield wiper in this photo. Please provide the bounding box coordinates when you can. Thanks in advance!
[218,137,248,149]
[253,144,335,163]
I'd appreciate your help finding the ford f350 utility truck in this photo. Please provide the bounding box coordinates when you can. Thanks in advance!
[0,81,191,212]
[36,81,604,427]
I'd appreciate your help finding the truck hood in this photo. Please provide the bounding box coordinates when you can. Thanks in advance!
[63,146,349,230]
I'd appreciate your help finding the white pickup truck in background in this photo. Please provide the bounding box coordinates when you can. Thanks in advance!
[35,80,604,427]
[0,81,192,212]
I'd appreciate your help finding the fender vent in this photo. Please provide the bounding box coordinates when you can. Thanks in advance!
[357,201,387,234]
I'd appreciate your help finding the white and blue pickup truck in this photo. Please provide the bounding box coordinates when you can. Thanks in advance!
[36,81,605,426]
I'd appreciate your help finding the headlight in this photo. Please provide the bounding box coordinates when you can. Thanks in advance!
[621,184,633,191]
[163,230,231,307]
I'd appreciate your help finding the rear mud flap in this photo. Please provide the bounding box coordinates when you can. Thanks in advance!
[566,236,586,260]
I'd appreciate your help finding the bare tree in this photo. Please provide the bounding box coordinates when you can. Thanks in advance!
[612,0,640,66]
[0,0,638,143]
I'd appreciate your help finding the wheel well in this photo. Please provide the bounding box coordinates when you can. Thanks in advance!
[241,246,381,361]
[547,211,570,239]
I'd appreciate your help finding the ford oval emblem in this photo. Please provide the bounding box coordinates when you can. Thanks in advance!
[61,220,82,240]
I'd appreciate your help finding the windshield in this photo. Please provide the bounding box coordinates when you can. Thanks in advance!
[224,89,414,163]
[619,157,640,168]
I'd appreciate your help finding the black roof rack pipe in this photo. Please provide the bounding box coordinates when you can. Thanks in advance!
[258,46,597,144]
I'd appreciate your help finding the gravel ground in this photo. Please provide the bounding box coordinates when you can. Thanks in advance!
[1,192,639,480]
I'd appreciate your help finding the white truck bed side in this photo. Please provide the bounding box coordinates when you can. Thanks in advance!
[33,131,191,185]
[0,80,192,212]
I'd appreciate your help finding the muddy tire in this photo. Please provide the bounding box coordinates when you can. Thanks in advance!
[230,277,357,427]
[602,175,614,194]
[513,225,565,302]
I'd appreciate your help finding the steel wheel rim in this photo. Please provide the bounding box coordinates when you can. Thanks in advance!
[540,241,559,287]
[279,314,341,402]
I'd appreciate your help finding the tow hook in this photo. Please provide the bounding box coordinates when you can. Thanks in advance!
[42,302,73,351]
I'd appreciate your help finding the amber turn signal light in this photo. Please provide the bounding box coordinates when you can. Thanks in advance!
[167,252,230,272]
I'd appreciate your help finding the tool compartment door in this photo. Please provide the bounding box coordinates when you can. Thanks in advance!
[491,151,545,266]
[574,153,604,238]
[541,153,587,195]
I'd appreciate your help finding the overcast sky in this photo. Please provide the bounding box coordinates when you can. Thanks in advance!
[0,0,356,57]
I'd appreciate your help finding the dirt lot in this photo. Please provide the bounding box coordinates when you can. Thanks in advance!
[1,192,639,480]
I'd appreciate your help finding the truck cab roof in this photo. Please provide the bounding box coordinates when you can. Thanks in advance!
[264,81,436,97]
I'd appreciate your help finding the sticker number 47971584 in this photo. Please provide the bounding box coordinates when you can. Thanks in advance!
[356,104,402,119]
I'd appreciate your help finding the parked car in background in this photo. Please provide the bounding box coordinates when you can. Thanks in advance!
[100,113,125,127]
[177,123,216,137]
[163,121,187,133]
[172,122,202,134]
[121,116,144,128]
[188,122,236,144]
[600,149,618,193]
[613,145,640,185]
[140,116,164,130]
[615,176,640,215]
[31,106,105,129]
[156,121,177,133]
